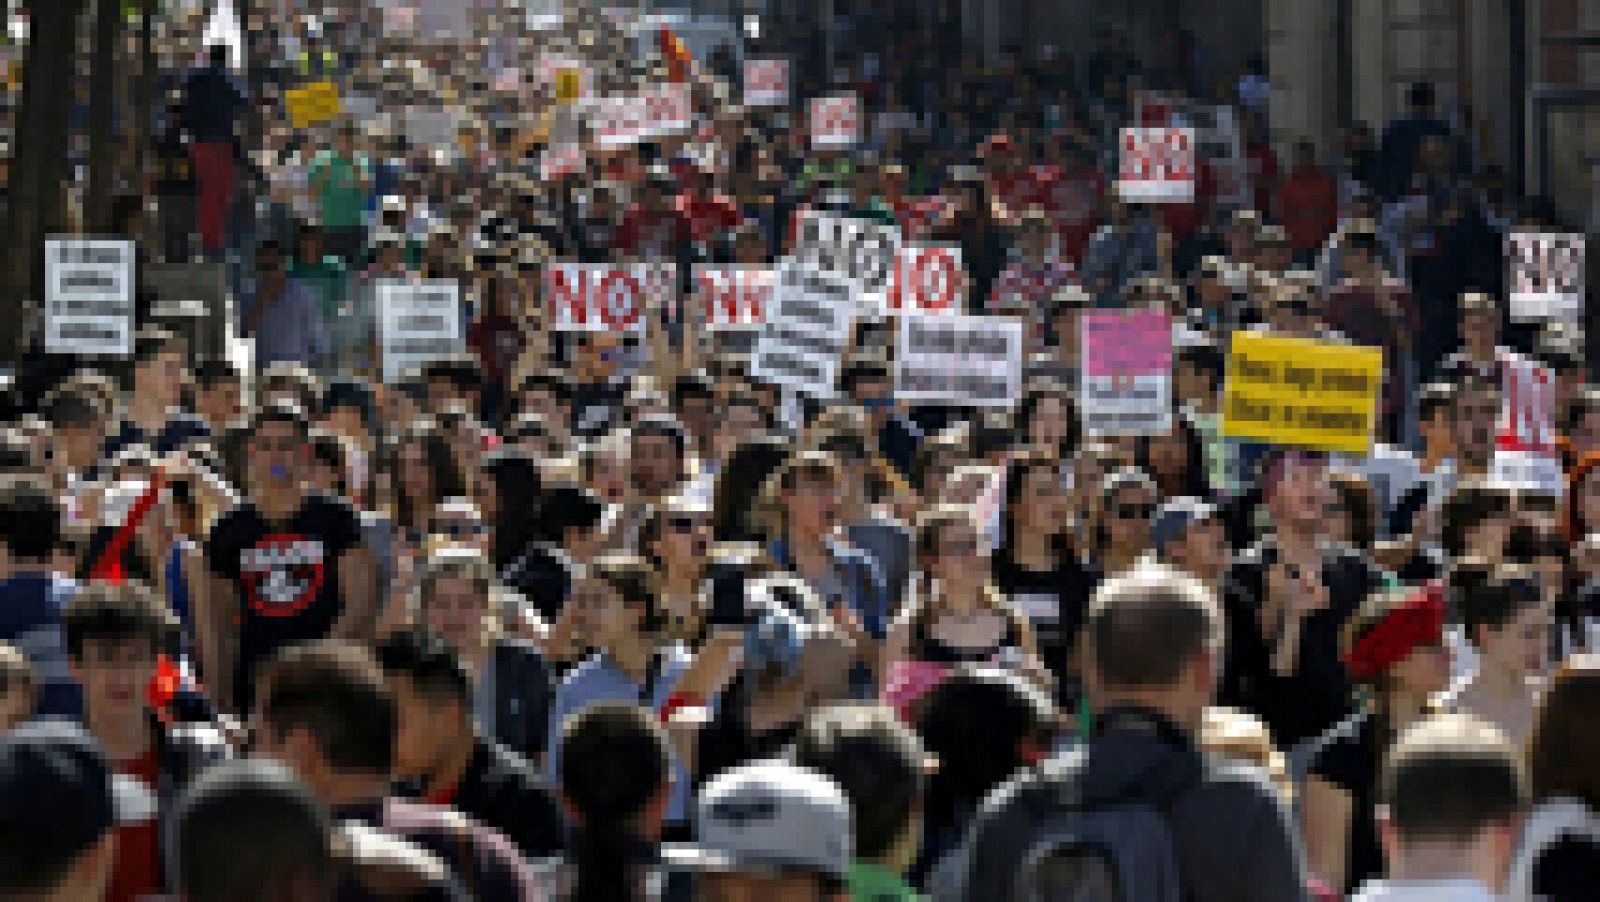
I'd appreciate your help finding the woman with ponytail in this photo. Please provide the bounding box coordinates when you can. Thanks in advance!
[1299,585,1453,894]
[548,702,673,901]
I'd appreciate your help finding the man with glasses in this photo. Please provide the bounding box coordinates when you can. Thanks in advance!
[241,240,330,372]
[203,401,374,717]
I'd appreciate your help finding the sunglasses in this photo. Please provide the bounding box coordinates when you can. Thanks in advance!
[1111,502,1155,520]
[432,520,486,539]
[667,515,704,533]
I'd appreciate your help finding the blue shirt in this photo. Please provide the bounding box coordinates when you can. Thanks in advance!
[0,573,82,719]
[243,276,330,369]
[545,645,700,823]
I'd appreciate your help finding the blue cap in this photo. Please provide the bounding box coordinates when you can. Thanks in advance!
[1150,498,1219,555]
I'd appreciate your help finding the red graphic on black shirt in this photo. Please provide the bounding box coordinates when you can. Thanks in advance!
[238,533,327,617]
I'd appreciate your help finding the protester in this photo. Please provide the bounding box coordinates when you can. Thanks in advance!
[0,476,80,718]
[0,721,128,901]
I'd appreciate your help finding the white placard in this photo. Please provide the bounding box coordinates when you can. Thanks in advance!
[45,238,135,356]
[886,244,965,315]
[744,58,790,107]
[545,263,674,334]
[1117,127,1196,203]
[1493,351,1562,495]
[894,314,1024,408]
[793,212,902,310]
[696,266,774,329]
[377,280,463,384]
[1508,232,1585,324]
[540,144,586,181]
[588,83,691,149]
[750,264,856,398]
[809,93,859,149]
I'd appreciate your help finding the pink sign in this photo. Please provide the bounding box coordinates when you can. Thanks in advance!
[1081,310,1172,377]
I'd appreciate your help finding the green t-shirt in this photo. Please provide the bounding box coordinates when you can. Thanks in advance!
[308,150,370,229]
[848,862,921,902]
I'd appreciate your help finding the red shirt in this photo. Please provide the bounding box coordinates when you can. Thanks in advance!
[106,749,162,902]
[1048,166,1106,264]
[1246,140,1280,214]
[675,192,743,244]
[1276,167,1339,252]
[1157,159,1215,240]
[613,205,690,258]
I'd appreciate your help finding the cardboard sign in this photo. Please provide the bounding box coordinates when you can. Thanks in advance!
[809,94,859,149]
[1508,232,1586,324]
[1493,352,1562,494]
[376,280,463,383]
[751,264,856,398]
[1080,310,1173,435]
[545,263,674,334]
[1221,332,1383,454]
[44,238,135,356]
[1117,127,1196,203]
[696,267,774,329]
[589,83,691,148]
[793,212,902,309]
[886,244,965,315]
[895,314,1024,408]
[540,144,586,181]
[744,58,790,107]
[286,80,342,129]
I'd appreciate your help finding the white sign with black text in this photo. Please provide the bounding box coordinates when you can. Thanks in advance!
[44,238,135,356]
[793,212,902,311]
[376,280,463,383]
[894,314,1024,408]
[750,264,856,398]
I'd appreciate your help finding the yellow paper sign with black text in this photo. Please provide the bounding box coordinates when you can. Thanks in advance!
[287,80,342,129]
[1221,332,1383,454]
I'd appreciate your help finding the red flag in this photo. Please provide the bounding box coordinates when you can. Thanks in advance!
[88,472,164,583]
[660,27,694,83]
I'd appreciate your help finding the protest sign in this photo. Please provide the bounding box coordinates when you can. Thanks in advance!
[744,58,790,107]
[1508,232,1585,324]
[44,238,135,357]
[751,264,856,398]
[589,83,690,148]
[894,314,1024,408]
[1080,310,1173,435]
[886,244,965,315]
[809,94,859,149]
[1117,127,1196,203]
[545,263,674,334]
[793,212,902,310]
[376,280,462,383]
[540,144,586,181]
[696,267,774,329]
[1492,352,1562,494]
[1135,93,1246,207]
[520,0,564,30]
[286,80,342,129]
[1221,332,1383,454]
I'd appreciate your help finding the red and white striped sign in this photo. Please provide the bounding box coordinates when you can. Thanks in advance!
[590,83,691,148]
[1117,127,1195,203]
[809,93,859,150]
[886,245,965,315]
[545,263,675,334]
[695,266,774,329]
[744,58,790,107]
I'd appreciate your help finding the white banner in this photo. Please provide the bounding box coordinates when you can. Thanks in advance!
[1117,127,1196,203]
[589,83,691,148]
[886,244,965,315]
[744,58,790,107]
[1508,232,1585,324]
[45,238,135,356]
[751,264,856,398]
[377,280,463,383]
[793,212,902,310]
[696,266,774,329]
[809,93,859,149]
[894,314,1024,408]
[545,263,675,334]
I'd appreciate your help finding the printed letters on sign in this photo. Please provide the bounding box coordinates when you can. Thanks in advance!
[744,59,789,107]
[794,212,902,308]
[696,267,774,329]
[810,94,859,149]
[377,280,464,383]
[894,314,1024,408]
[547,263,673,334]
[1220,332,1383,454]
[1508,233,1585,324]
[44,238,135,357]
[1118,127,1196,203]
[1080,311,1173,436]
[887,245,965,314]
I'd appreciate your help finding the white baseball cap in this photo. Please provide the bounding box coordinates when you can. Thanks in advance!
[664,761,853,885]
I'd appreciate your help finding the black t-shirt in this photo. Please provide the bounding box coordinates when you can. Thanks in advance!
[992,553,1099,692]
[206,492,361,710]
[1307,710,1382,895]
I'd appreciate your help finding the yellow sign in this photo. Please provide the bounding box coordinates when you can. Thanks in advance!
[286,80,343,129]
[554,68,582,105]
[1221,332,1384,454]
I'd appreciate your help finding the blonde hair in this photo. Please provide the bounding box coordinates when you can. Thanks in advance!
[1202,705,1294,804]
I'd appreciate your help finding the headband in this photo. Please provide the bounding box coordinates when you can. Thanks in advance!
[1342,584,1446,682]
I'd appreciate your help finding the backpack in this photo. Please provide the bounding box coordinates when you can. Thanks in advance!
[1507,799,1600,902]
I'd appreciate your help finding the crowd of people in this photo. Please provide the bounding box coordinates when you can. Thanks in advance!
[1,1,1599,900]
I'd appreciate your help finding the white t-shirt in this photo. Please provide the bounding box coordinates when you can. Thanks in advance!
[1350,877,1501,902]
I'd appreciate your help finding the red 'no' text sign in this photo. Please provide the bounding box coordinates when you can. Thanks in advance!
[1118,127,1195,203]
[886,245,965,315]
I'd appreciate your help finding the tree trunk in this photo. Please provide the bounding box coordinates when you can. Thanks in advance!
[0,0,86,362]
[85,0,118,233]
[132,0,154,214]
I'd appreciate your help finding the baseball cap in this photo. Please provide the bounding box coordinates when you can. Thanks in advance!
[665,761,853,885]
[0,721,142,875]
[1150,497,1219,554]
